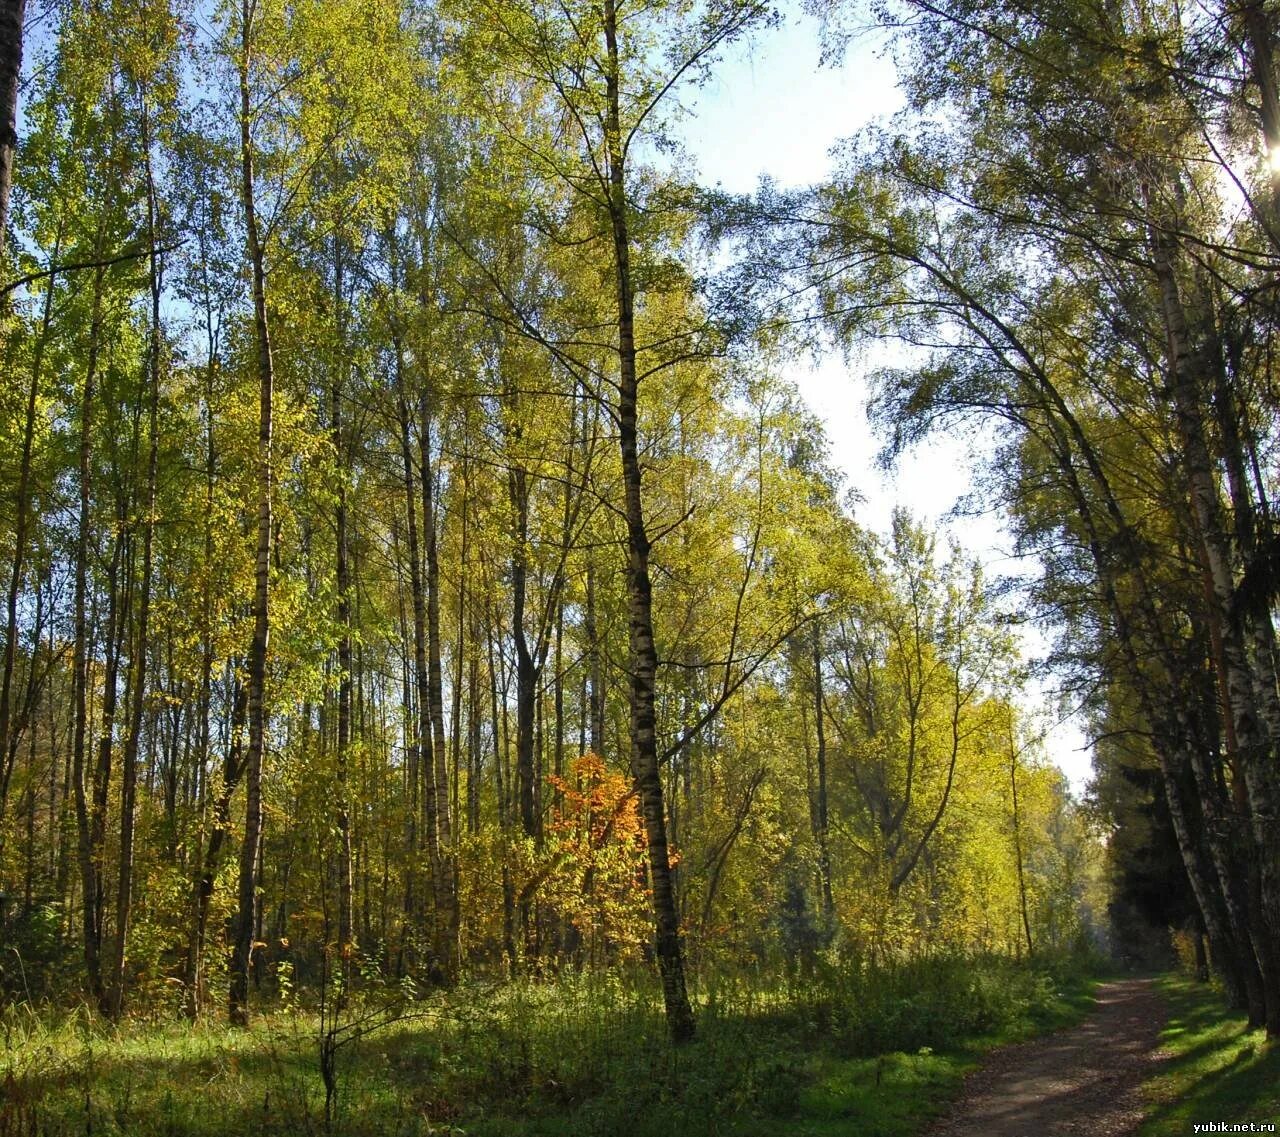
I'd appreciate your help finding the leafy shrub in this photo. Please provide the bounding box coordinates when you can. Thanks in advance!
[0,904,72,1002]
[800,951,1084,1056]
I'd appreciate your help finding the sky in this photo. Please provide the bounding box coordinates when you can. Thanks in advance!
[673,8,1097,794]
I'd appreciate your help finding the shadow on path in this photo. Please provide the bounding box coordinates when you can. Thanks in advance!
[928,978,1167,1137]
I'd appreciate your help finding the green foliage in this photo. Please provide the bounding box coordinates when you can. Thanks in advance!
[812,953,1093,1055]
[0,0,1105,1070]
[0,904,72,1002]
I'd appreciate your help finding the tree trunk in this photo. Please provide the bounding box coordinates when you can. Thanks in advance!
[451,454,468,845]
[467,617,481,834]
[419,406,459,978]
[89,517,128,1004]
[108,98,163,1019]
[1009,717,1034,958]
[603,0,694,1042]
[0,218,60,817]
[0,0,24,261]
[1027,356,1263,1017]
[332,237,355,976]
[395,348,449,982]
[509,463,539,841]
[230,0,276,1026]
[585,560,604,757]
[71,260,108,1005]
[1150,222,1280,1035]
[811,625,833,925]
[183,678,246,1017]
[390,364,420,948]
[1241,0,1280,219]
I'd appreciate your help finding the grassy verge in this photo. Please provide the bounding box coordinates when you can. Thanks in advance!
[0,956,1099,1137]
[762,973,1097,1137]
[1139,975,1280,1137]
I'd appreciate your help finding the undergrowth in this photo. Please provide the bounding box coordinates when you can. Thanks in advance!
[0,952,1098,1137]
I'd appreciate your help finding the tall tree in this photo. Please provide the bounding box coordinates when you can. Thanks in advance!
[228,0,277,1028]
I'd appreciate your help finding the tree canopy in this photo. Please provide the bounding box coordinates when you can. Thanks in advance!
[5,0,1256,1052]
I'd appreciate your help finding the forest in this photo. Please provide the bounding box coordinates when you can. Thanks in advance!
[0,0,1277,1132]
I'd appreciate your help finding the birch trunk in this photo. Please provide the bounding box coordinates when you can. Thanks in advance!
[230,0,276,1026]
[0,0,24,260]
[1150,222,1280,1034]
[603,0,694,1042]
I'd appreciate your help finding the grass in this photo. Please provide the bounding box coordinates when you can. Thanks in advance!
[0,954,1100,1137]
[1139,974,1280,1137]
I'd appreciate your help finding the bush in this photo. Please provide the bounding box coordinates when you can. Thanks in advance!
[797,951,1087,1057]
[0,904,72,1003]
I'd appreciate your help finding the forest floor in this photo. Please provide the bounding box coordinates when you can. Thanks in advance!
[6,963,1275,1136]
[927,978,1168,1137]
[0,957,1102,1137]
[1138,974,1280,1137]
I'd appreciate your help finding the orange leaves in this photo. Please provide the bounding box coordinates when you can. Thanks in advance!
[540,753,654,960]
[547,752,646,854]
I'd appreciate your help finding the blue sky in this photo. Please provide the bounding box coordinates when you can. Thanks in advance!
[675,8,1096,794]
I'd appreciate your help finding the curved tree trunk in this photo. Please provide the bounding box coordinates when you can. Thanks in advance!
[1150,223,1280,1035]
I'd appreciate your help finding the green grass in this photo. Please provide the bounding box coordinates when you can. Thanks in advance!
[1139,975,1280,1137]
[0,956,1099,1137]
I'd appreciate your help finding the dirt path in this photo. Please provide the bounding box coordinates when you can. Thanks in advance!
[928,978,1168,1137]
